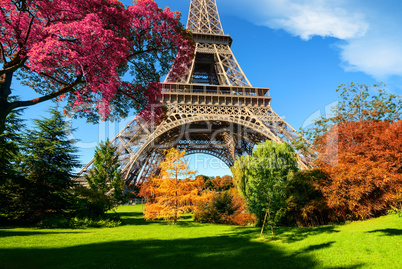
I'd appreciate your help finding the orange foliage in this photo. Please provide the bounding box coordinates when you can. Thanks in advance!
[231,213,257,226]
[194,188,256,226]
[315,120,402,220]
[199,175,234,191]
[211,175,234,191]
[141,148,210,223]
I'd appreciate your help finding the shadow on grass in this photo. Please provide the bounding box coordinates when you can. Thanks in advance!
[229,225,340,243]
[113,211,201,227]
[0,236,365,269]
[367,228,402,236]
[302,241,336,252]
[275,225,340,243]
[114,210,343,241]
[0,230,82,238]
[110,211,150,226]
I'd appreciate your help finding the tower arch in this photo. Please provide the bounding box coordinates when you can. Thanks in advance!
[78,0,312,187]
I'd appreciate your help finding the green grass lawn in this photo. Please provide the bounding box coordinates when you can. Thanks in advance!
[0,205,401,269]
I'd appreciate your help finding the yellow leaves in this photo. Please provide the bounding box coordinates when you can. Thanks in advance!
[141,148,205,223]
[143,203,175,221]
[158,148,195,180]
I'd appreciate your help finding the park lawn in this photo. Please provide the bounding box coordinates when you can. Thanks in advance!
[0,205,401,269]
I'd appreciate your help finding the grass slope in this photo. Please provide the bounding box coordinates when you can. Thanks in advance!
[0,205,401,269]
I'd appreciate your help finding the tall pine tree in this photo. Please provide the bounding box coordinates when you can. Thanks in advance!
[0,97,25,221]
[20,107,80,221]
[85,139,123,207]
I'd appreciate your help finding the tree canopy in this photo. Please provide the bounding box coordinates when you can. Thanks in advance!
[19,107,80,221]
[85,138,123,207]
[141,148,206,224]
[232,140,299,237]
[315,120,402,220]
[0,0,194,133]
[303,83,402,142]
[0,99,25,221]
[269,84,402,225]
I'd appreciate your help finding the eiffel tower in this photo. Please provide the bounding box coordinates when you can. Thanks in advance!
[78,0,311,187]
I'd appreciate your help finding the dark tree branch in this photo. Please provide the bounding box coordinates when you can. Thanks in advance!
[0,42,7,64]
[131,61,148,79]
[35,68,69,86]
[23,16,35,45]
[10,74,83,110]
[127,47,159,60]
[0,55,27,76]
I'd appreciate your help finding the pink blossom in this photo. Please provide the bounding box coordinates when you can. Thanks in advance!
[1,0,194,121]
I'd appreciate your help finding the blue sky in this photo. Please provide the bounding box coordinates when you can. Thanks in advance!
[14,0,402,177]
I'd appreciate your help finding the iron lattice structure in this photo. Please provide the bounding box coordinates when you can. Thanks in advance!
[78,0,311,188]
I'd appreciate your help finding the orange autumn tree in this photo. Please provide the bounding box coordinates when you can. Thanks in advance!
[140,148,207,224]
[211,175,234,192]
[315,120,402,220]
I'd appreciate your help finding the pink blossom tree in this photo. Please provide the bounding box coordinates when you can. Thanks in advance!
[0,0,194,133]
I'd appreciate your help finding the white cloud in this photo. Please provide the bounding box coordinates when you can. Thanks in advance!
[222,0,402,80]
[339,36,402,80]
[258,0,369,40]
[227,0,369,40]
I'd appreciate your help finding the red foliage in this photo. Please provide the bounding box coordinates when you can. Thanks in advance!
[1,0,193,121]
[315,120,402,220]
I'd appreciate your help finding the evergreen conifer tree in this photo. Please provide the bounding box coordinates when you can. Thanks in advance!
[85,139,123,207]
[20,107,80,221]
[0,97,25,221]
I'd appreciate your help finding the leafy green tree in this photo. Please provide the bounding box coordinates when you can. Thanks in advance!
[303,83,402,142]
[232,141,299,238]
[85,139,123,208]
[19,108,80,222]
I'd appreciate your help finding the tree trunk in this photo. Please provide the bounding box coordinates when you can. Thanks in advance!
[174,196,177,224]
[1,64,83,135]
[0,105,8,134]
[267,209,275,239]
[174,185,178,224]
[260,210,269,236]
[0,70,14,134]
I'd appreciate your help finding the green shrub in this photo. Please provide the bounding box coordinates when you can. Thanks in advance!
[212,191,235,215]
[38,215,121,228]
[194,205,220,224]
[71,186,114,218]
[283,169,336,227]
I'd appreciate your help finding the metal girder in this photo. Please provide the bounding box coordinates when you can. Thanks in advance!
[166,0,251,87]
[77,0,312,187]
[186,0,224,35]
